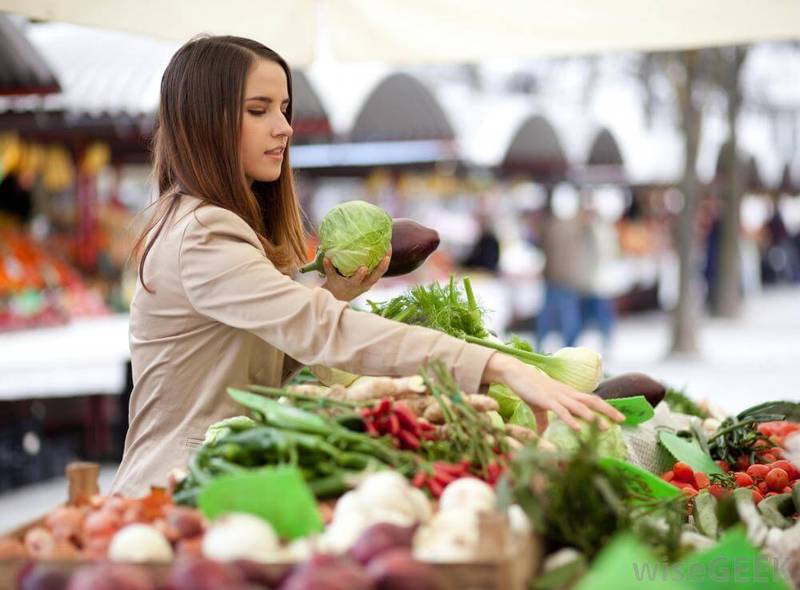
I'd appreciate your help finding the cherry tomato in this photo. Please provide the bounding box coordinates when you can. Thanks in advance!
[672,462,695,484]
[746,464,770,481]
[760,453,778,464]
[694,472,710,489]
[661,470,674,482]
[769,460,798,479]
[735,455,750,471]
[765,468,789,492]
[716,460,731,473]
[752,490,764,504]
[708,484,726,499]
[734,472,754,488]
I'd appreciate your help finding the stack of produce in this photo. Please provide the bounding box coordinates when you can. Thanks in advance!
[173,361,516,505]
[0,224,108,331]
[0,487,205,562]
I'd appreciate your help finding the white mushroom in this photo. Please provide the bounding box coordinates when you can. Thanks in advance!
[108,524,174,563]
[201,513,279,563]
[438,478,496,515]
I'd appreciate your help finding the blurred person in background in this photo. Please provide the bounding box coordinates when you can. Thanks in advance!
[762,195,800,284]
[535,188,584,349]
[576,194,621,354]
[461,211,500,274]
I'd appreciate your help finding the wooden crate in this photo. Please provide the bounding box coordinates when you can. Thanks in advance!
[1,464,540,590]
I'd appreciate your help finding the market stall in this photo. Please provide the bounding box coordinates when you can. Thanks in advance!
[0,268,798,588]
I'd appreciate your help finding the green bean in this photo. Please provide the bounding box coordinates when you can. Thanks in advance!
[228,388,332,434]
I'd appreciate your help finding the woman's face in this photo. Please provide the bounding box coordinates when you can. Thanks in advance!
[240,59,293,183]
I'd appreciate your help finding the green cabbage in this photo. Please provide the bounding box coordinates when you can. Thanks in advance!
[543,415,628,460]
[488,383,538,430]
[304,200,392,277]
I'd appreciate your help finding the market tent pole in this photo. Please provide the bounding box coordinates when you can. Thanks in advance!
[2,0,800,64]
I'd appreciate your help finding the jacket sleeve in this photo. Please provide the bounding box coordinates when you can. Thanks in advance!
[178,206,494,393]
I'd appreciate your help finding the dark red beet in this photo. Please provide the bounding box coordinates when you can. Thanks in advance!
[19,564,70,590]
[233,559,288,588]
[366,548,439,590]
[348,523,416,565]
[280,553,372,590]
[66,564,155,590]
[166,557,243,590]
[385,219,440,277]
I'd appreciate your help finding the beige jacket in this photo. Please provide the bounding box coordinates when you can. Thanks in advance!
[111,195,494,496]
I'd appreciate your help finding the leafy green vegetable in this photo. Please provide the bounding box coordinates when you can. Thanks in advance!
[498,424,685,560]
[300,200,392,277]
[707,400,800,465]
[659,431,724,475]
[543,416,629,460]
[370,277,602,392]
[368,275,489,339]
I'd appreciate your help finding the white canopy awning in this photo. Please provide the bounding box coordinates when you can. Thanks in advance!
[3,0,799,67]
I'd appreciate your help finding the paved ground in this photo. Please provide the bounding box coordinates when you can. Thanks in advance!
[1,285,797,531]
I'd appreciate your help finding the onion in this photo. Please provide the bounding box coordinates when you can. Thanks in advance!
[349,523,416,565]
[366,548,439,590]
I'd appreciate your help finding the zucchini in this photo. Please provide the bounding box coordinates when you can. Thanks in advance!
[693,490,719,539]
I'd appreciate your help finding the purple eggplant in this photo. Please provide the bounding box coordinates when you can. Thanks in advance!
[594,372,666,407]
[385,219,440,277]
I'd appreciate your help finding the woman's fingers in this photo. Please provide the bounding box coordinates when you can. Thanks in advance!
[570,392,625,422]
[533,409,549,434]
[560,396,606,428]
[548,401,582,431]
[322,257,336,277]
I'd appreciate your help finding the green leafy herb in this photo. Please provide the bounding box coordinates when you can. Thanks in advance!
[498,424,686,560]
[708,401,800,465]
[664,388,709,418]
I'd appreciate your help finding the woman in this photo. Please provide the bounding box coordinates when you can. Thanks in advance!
[111,36,623,496]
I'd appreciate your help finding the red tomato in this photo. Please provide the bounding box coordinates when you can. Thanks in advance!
[769,460,798,479]
[752,490,764,504]
[760,454,778,464]
[681,487,698,498]
[661,470,674,482]
[734,472,754,488]
[765,468,789,492]
[783,486,793,494]
[673,462,695,484]
[766,492,778,498]
[735,456,750,471]
[673,481,696,491]
[757,482,769,494]
[746,464,770,481]
[758,423,775,437]
[694,472,710,489]
[708,484,725,499]
[716,460,731,473]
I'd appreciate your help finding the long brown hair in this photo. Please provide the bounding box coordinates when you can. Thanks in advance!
[133,35,306,291]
